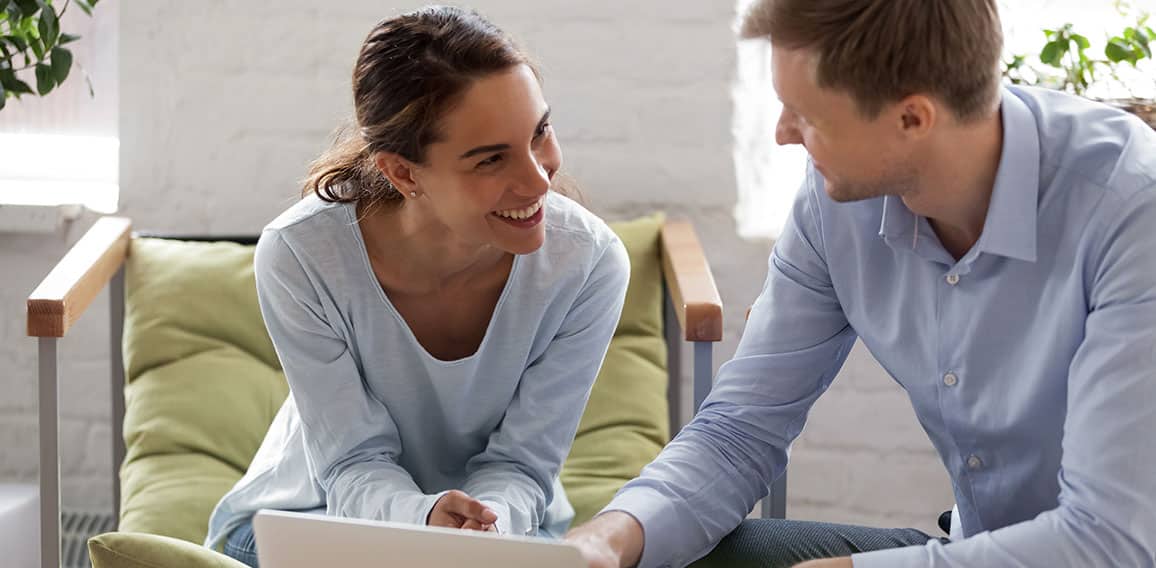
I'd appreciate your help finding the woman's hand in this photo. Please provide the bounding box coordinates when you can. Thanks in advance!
[428,490,499,532]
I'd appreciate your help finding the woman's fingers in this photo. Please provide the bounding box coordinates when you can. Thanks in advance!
[442,491,498,524]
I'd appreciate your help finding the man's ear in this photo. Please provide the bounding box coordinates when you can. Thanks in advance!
[373,152,421,194]
[895,94,937,140]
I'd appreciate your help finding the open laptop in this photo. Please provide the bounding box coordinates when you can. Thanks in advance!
[253,509,586,568]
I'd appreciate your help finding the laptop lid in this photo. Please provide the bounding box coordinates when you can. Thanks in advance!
[252,509,586,568]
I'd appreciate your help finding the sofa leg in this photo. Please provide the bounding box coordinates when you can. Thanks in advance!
[760,472,787,519]
[39,338,60,568]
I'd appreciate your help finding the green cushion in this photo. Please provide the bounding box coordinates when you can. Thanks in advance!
[562,214,668,524]
[119,239,289,543]
[89,532,248,568]
[105,213,668,564]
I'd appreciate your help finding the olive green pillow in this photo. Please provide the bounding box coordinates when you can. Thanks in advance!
[89,532,248,568]
[102,214,668,567]
[561,214,669,523]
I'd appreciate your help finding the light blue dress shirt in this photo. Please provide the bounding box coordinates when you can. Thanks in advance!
[205,191,629,549]
[605,86,1156,567]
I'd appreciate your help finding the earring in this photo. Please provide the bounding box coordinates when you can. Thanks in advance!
[409,191,418,198]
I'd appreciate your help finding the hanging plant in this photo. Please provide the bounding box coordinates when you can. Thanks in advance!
[0,0,99,111]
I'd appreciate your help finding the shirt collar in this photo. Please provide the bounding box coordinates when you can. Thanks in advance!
[878,88,1041,262]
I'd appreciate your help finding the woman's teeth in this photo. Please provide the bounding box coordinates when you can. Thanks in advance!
[494,199,542,220]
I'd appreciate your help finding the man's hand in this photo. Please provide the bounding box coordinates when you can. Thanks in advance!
[792,557,853,568]
[427,490,498,532]
[565,511,645,568]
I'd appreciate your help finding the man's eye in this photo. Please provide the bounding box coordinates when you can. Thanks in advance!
[477,154,503,168]
[534,122,551,139]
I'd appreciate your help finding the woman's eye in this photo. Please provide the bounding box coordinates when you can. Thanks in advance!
[477,154,503,168]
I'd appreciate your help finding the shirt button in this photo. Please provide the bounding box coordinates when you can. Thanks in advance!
[967,455,983,470]
[945,273,960,285]
[943,372,958,386]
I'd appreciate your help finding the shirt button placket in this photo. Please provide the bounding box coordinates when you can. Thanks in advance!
[943,372,958,387]
[945,273,960,286]
[967,455,983,470]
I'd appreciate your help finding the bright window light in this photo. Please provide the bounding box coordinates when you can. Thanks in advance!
[0,134,119,213]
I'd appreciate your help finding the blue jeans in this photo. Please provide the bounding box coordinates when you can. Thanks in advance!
[690,518,947,567]
[222,519,259,568]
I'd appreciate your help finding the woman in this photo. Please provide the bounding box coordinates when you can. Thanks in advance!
[204,6,630,566]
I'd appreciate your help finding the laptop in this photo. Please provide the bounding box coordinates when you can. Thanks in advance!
[252,509,586,568]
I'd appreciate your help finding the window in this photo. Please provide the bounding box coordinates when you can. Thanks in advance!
[733,0,1156,240]
[0,2,118,213]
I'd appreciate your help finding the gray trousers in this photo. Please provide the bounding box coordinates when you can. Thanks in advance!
[690,518,946,568]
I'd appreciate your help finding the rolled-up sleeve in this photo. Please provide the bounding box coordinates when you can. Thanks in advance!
[604,172,859,568]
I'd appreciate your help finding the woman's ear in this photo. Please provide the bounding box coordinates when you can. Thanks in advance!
[373,152,421,195]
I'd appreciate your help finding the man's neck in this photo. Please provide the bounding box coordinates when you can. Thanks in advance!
[902,108,1005,260]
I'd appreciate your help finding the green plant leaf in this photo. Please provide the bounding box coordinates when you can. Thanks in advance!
[0,79,7,110]
[13,0,36,16]
[28,33,42,58]
[49,45,67,82]
[0,67,33,94]
[3,34,27,51]
[1073,33,1091,50]
[1041,42,1064,66]
[57,32,78,44]
[36,3,56,46]
[1106,38,1133,62]
[33,60,52,94]
[75,0,91,15]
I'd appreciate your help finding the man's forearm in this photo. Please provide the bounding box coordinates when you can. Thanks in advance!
[566,511,645,568]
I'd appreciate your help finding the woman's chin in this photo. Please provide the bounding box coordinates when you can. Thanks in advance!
[500,232,545,255]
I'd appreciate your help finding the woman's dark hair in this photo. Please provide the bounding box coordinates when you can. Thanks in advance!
[303,6,537,206]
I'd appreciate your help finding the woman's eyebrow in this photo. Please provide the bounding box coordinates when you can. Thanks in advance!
[457,108,551,160]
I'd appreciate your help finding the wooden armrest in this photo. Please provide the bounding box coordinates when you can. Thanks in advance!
[660,220,723,342]
[27,217,132,338]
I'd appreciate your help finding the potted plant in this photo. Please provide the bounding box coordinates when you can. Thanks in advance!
[1003,7,1156,128]
[0,0,99,111]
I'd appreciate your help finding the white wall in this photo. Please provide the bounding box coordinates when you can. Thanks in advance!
[0,0,953,535]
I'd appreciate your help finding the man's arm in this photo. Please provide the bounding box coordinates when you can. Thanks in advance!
[569,168,859,568]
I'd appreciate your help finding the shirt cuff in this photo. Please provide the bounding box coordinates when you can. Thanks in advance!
[480,499,514,535]
[601,487,683,568]
[852,543,929,568]
[418,490,450,527]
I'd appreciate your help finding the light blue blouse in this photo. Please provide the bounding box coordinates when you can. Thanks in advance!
[206,191,629,548]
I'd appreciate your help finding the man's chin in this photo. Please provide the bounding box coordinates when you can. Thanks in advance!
[823,179,890,203]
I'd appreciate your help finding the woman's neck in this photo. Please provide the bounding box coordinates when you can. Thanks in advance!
[357,200,509,296]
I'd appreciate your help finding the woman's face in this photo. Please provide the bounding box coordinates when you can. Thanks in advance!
[400,64,561,256]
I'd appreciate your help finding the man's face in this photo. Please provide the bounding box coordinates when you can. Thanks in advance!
[771,47,917,202]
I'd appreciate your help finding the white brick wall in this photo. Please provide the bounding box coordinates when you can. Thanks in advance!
[0,0,953,535]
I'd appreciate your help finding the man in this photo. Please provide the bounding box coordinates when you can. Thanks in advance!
[566,0,1156,567]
